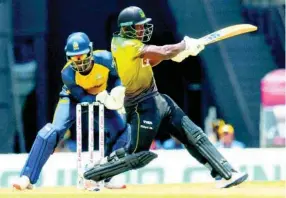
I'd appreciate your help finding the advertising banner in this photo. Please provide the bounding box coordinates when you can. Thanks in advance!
[0,149,285,187]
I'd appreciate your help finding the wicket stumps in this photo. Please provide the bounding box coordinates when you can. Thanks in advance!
[76,102,105,189]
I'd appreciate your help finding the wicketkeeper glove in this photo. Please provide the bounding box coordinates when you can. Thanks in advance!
[171,36,205,62]
[96,86,126,110]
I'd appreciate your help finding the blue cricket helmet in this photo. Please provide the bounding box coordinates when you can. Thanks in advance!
[65,32,92,56]
[65,32,93,72]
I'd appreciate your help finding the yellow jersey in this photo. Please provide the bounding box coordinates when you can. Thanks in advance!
[111,35,158,106]
[60,50,121,103]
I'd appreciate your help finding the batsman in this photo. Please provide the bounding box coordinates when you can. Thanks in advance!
[84,6,248,188]
[13,32,133,190]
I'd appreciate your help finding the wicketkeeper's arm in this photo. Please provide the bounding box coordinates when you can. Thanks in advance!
[96,86,125,110]
[96,69,126,110]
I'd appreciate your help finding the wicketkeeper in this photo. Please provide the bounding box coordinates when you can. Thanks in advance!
[13,32,133,190]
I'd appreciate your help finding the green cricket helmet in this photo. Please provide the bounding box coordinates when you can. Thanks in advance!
[117,6,153,42]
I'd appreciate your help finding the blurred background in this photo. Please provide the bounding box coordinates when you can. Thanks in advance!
[0,0,285,153]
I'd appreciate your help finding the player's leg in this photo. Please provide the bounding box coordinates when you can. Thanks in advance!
[13,97,76,190]
[125,96,163,153]
[110,124,131,151]
[102,110,131,156]
[84,96,163,182]
[98,109,130,189]
[161,94,248,188]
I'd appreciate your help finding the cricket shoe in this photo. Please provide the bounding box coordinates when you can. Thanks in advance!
[83,178,126,190]
[83,179,102,191]
[104,177,126,189]
[12,176,34,190]
[216,171,248,188]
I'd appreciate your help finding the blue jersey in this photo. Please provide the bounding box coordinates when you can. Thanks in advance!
[60,50,121,103]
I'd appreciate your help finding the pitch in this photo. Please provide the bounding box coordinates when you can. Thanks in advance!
[1,181,285,198]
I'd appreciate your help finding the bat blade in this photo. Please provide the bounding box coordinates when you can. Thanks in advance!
[199,24,258,45]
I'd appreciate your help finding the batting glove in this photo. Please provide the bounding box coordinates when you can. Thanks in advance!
[171,36,205,62]
[184,36,205,56]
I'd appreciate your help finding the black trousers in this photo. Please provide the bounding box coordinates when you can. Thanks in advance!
[125,93,205,162]
[124,93,237,179]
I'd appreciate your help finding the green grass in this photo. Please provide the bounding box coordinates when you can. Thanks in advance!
[1,181,285,198]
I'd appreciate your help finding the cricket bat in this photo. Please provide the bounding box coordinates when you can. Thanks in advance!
[199,24,258,45]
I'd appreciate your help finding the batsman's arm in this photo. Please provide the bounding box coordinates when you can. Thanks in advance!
[62,73,96,103]
[139,40,186,62]
[139,37,204,64]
